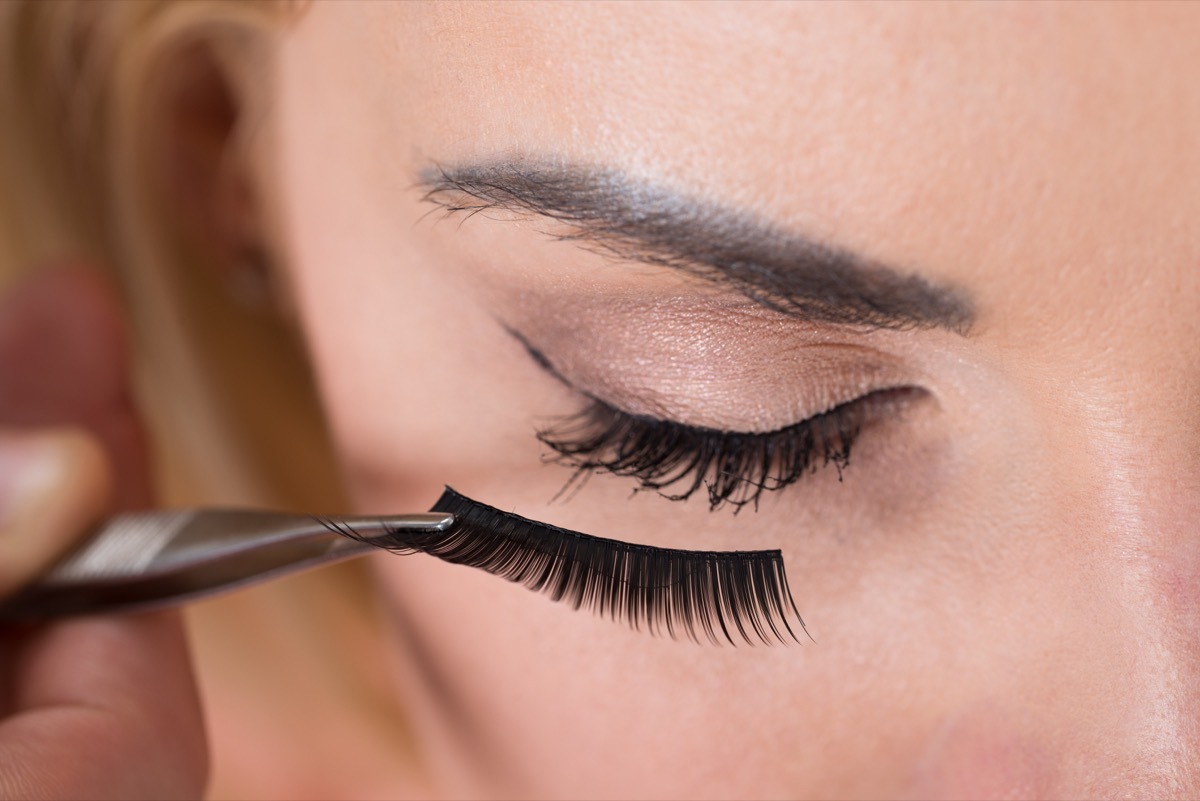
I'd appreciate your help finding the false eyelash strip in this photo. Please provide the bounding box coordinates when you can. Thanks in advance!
[338,487,807,646]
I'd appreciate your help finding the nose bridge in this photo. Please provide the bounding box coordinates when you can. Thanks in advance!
[1066,362,1200,556]
[1050,352,1200,788]
[1053,338,1200,633]
[899,345,1200,797]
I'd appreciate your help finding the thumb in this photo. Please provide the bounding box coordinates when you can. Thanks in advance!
[0,264,154,513]
[0,265,154,591]
[0,429,109,596]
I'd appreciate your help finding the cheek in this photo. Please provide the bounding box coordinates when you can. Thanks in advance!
[905,705,1056,801]
[271,13,547,510]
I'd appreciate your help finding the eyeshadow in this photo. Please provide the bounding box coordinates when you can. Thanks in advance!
[503,299,920,433]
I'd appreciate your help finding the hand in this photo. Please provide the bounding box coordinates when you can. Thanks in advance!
[0,267,207,800]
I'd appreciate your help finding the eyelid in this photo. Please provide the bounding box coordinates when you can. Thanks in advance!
[505,323,916,433]
[506,324,926,509]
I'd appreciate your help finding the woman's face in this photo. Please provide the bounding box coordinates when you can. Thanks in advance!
[265,3,1200,797]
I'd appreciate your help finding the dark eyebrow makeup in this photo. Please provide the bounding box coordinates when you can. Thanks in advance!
[419,161,976,334]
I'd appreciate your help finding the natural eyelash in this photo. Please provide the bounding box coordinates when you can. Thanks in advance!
[538,395,871,513]
[508,328,871,512]
[344,487,806,646]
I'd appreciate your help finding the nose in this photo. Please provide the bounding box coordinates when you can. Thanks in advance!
[909,373,1200,799]
[906,703,1053,800]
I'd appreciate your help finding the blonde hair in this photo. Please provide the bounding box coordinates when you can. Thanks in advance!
[0,0,341,512]
[0,6,420,795]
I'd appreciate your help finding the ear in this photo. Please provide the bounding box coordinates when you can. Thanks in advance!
[151,40,270,303]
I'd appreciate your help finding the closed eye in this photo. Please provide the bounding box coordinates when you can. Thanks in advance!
[507,324,920,511]
[538,388,913,512]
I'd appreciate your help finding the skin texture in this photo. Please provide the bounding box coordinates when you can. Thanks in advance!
[251,2,1200,797]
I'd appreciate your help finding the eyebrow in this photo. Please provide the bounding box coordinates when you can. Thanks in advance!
[419,162,975,334]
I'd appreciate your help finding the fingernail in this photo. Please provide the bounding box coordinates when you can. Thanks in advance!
[0,429,110,594]
[0,431,60,527]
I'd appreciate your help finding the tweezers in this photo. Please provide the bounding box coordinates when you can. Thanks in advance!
[0,508,454,620]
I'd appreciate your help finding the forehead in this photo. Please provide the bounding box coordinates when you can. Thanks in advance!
[310,2,1200,320]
